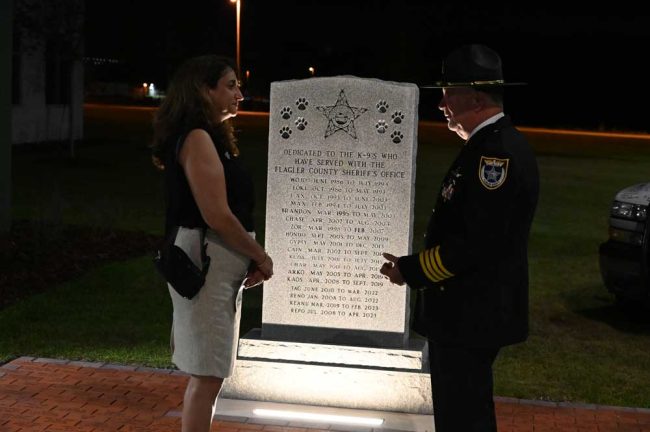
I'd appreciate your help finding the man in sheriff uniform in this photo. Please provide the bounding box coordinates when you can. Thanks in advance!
[381,44,539,432]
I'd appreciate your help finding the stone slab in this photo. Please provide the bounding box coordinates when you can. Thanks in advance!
[221,358,432,415]
[238,329,428,370]
[262,76,419,347]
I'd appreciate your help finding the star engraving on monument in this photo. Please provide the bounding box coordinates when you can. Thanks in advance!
[316,89,368,139]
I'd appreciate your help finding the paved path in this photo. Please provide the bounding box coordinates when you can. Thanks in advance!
[1,357,650,431]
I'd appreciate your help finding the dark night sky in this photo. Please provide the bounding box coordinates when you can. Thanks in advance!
[85,1,650,132]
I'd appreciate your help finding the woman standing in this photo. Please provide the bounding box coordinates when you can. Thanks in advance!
[151,55,273,432]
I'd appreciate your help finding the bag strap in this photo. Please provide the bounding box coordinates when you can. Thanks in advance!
[176,133,208,247]
[174,135,184,161]
[199,228,209,274]
[166,133,210,254]
[162,134,186,238]
[160,225,179,252]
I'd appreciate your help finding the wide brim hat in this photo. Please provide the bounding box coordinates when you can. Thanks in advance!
[421,44,526,88]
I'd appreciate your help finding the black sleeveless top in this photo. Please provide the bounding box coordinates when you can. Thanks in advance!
[163,128,255,235]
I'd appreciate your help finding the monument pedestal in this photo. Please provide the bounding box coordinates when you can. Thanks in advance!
[221,329,433,415]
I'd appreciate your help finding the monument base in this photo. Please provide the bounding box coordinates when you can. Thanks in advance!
[262,323,407,348]
[221,329,433,415]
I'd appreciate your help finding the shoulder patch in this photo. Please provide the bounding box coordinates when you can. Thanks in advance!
[478,156,509,190]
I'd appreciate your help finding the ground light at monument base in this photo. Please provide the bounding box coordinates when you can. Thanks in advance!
[253,409,384,427]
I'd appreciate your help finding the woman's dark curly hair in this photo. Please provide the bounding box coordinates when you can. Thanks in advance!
[151,55,239,170]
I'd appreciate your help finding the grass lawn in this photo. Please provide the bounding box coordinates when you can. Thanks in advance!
[1,105,649,407]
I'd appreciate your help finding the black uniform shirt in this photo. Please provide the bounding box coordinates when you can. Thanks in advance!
[398,115,539,347]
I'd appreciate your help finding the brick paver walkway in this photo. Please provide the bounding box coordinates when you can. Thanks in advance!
[1,357,650,431]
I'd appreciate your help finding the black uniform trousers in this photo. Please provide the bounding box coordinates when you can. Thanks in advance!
[429,341,500,432]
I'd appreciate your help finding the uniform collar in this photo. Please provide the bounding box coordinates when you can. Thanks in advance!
[467,112,505,142]
[465,114,512,148]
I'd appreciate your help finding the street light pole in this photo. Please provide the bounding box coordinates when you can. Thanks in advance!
[230,0,241,79]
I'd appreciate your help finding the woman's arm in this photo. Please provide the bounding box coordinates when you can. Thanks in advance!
[179,128,273,277]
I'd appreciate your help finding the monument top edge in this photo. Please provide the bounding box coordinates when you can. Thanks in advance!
[271,76,419,89]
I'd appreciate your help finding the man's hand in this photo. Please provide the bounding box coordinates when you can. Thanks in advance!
[380,252,405,286]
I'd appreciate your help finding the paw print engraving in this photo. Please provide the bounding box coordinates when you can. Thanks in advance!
[391,111,405,124]
[280,107,292,120]
[390,130,403,144]
[295,117,308,131]
[375,120,387,134]
[280,126,292,139]
[295,97,309,110]
[376,100,389,113]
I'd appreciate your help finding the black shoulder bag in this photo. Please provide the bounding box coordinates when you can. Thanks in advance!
[153,135,210,299]
[153,227,211,299]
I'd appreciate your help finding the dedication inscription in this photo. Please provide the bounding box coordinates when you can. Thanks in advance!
[262,77,418,347]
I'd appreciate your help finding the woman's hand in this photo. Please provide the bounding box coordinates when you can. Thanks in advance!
[243,267,265,288]
[254,252,274,279]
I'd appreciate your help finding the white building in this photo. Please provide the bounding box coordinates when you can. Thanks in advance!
[11,0,84,146]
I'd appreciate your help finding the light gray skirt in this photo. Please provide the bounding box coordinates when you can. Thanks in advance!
[168,227,252,378]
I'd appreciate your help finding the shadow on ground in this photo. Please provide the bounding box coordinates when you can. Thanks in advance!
[0,220,162,310]
[571,292,650,333]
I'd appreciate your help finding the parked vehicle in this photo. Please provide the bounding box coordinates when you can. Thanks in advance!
[599,183,650,307]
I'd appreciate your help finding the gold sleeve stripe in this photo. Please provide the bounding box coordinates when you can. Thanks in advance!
[419,252,441,282]
[425,249,446,280]
[420,252,438,282]
[433,246,454,277]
